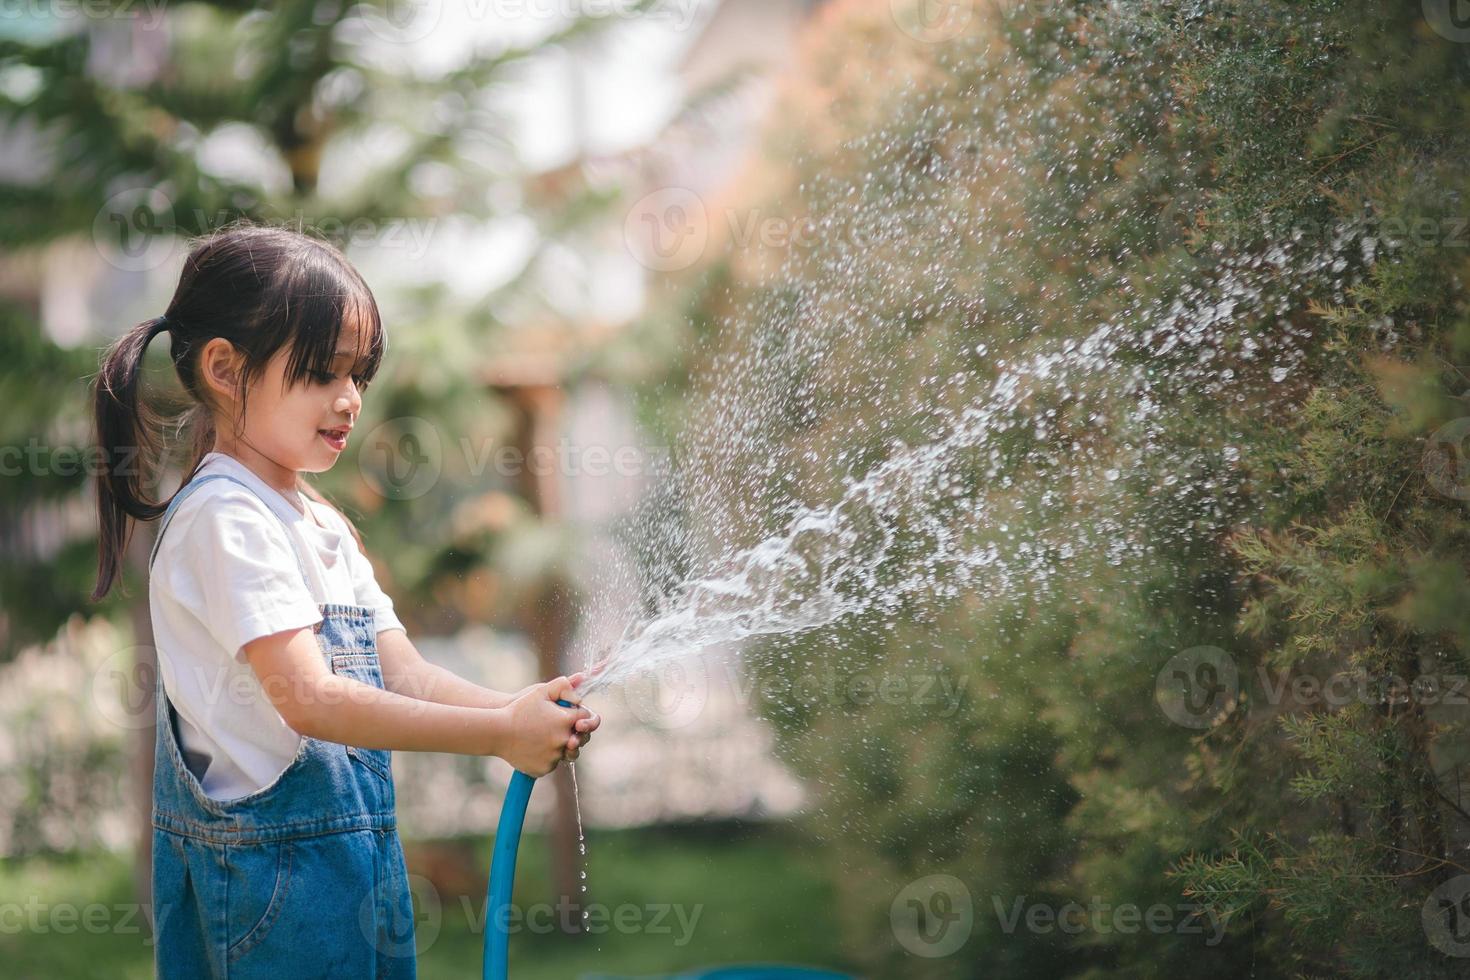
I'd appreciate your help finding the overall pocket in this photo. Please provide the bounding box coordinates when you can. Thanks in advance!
[225,840,293,962]
[329,651,395,782]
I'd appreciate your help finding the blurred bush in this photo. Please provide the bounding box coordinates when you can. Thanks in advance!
[0,615,131,856]
[644,0,1470,976]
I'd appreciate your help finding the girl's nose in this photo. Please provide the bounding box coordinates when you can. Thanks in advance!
[334,381,361,415]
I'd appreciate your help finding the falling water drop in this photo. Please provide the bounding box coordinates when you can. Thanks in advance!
[569,762,590,921]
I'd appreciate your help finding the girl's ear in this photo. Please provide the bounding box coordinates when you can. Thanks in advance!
[199,338,242,402]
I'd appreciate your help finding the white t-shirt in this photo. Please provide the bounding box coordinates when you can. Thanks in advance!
[148,451,405,801]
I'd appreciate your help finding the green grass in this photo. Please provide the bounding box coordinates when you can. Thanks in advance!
[0,847,154,980]
[0,822,851,980]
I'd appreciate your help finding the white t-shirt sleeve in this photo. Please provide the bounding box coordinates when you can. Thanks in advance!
[314,503,406,636]
[157,486,324,663]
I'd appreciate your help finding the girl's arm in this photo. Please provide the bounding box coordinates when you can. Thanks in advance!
[375,627,600,743]
[243,625,588,773]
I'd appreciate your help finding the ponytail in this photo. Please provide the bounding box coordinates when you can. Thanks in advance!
[88,222,386,602]
[90,315,172,601]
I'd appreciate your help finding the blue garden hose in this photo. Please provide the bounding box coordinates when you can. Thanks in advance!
[483,698,575,980]
[481,698,853,980]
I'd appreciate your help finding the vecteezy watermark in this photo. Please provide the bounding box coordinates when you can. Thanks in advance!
[1423,0,1470,43]
[729,662,969,718]
[1424,417,1470,501]
[1155,646,1239,730]
[93,187,178,274]
[623,187,709,272]
[1425,874,1470,957]
[891,874,973,958]
[361,875,695,952]
[359,872,441,959]
[1255,669,1470,709]
[615,655,970,730]
[1155,646,1470,729]
[464,895,701,944]
[90,643,473,732]
[357,416,444,501]
[992,894,1229,946]
[0,428,661,491]
[0,897,161,941]
[356,415,670,501]
[621,188,898,272]
[91,644,157,732]
[0,0,169,29]
[620,656,710,729]
[1372,214,1470,249]
[0,440,150,480]
[353,0,444,44]
[889,0,974,44]
[91,191,442,273]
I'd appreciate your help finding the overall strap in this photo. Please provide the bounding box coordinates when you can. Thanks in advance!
[147,473,312,588]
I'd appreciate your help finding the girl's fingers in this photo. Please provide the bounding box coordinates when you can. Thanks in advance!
[547,675,582,706]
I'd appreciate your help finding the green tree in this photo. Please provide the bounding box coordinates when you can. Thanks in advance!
[0,1,656,646]
[640,0,1470,976]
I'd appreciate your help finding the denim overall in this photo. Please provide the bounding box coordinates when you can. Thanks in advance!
[148,473,417,979]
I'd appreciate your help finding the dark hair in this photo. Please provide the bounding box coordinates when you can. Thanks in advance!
[90,222,385,601]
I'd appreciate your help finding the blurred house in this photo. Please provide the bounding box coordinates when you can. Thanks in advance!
[416,0,832,833]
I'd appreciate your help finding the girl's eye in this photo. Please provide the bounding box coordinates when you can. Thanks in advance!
[310,370,369,391]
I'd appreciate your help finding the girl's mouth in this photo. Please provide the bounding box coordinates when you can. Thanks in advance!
[318,428,349,451]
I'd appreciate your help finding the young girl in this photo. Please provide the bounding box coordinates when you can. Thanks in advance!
[90,224,599,979]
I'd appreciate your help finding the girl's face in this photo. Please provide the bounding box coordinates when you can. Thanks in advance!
[203,323,369,494]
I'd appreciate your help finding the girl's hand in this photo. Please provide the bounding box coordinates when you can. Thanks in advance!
[566,671,602,752]
[502,676,589,777]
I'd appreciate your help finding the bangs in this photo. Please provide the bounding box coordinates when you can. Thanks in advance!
[269,243,385,389]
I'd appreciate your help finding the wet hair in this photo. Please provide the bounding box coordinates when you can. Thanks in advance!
[90,222,385,601]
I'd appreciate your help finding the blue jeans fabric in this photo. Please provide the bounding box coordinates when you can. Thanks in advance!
[148,473,416,978]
